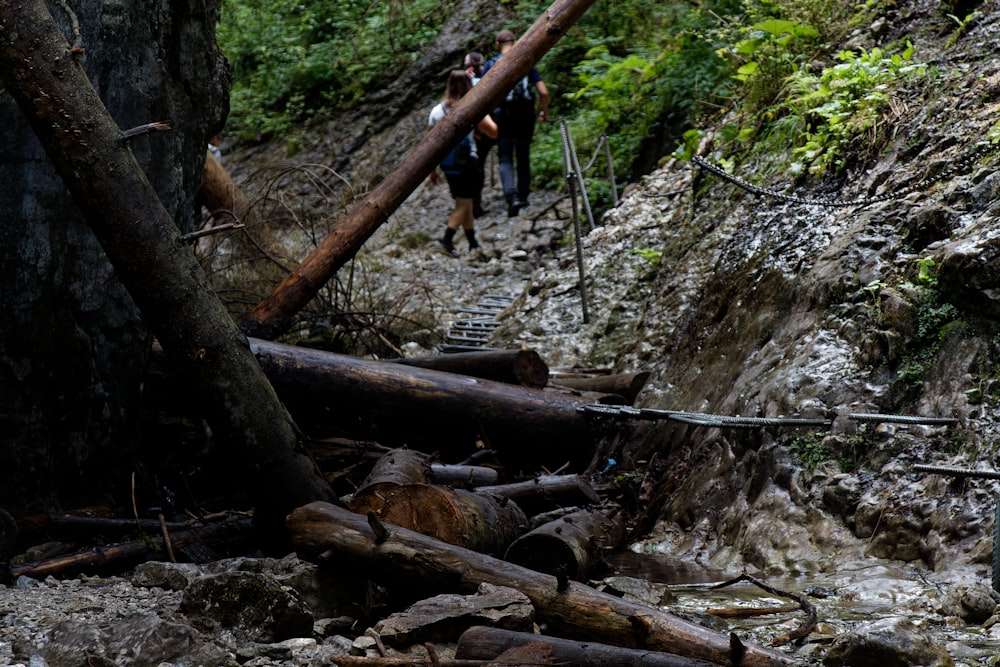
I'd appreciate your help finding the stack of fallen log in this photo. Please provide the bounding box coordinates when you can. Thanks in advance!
[5,343,802,665]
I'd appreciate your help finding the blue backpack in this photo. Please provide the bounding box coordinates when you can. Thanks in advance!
[441,132,476,175]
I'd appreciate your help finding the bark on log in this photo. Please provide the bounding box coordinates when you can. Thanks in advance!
[240,0,601,339]
[353,447,499,488]
[431,464,499,488]
[504,506,625,581]
[247,338,599,469]
[386,350,549,388]
[550,371,651,405]
[456,626,721,667]
[349,483,526,557]
[287,502,794,667]
[358,448,433,487]
[475,475,600,517]
[0,0,335,538]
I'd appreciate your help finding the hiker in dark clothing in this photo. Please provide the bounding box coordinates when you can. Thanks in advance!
[481,29,549,217]
[465,51,492,218]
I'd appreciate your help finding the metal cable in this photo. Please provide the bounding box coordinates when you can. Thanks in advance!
[690,141,998,208]
[849,413,957,426]
[912,464,1000,480]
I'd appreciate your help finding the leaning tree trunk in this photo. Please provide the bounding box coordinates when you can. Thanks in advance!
[0,0,335,533]
[241,0,600,339]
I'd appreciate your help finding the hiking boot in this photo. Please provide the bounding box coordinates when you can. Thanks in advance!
[507,198,524,217]
[437,240,457,257]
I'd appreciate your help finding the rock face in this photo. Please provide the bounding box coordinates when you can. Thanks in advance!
[478,4,1000,580]
[0,0,228,512]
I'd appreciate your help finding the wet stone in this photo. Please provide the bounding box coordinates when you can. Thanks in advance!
[821,616,954,667]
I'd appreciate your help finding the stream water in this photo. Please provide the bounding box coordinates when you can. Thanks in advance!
[608,550,1000,664]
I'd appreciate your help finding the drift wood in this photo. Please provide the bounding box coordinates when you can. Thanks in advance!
[550,370,651,404]
[504,506,624,581]
[287,502,794,666]
[246,338,600,468]
[475,474,599,516]
[8,514,253,581]
[456,626,721,667]
[386,349,549,388]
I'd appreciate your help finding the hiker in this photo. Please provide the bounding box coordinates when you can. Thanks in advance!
[465,51,492,218]
[464,51,484,84]
[481,29,549,217]
[427,70,498,256]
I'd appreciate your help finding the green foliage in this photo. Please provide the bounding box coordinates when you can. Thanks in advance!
[893,256,962,389]
[723,17,820,113]
[789,433,829,472]
[634,247,663,265]
[218,0,448,139]
[777,44,927,176]
[525,0,741,210]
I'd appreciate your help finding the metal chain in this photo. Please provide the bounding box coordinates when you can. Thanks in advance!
[691,140,998,208]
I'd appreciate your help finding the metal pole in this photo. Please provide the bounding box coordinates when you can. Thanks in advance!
[602,135,619,206]
[560,119,590,324]
[566,124,597,232]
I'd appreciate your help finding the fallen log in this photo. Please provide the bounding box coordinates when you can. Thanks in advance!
[349,483,526,557]
[549,370,651,405]
[287,502,794,666]
[9,513,254,581]
[504,506,624,581]
[431,464,499,488]
[148,339,602,469]
[475,474,599,517]
[386,349,549,388]
[247,338,599,469]
[456,626,720,666]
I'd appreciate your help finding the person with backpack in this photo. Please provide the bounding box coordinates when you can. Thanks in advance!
[464,51,492,218]
[481,29,549,217]
[427,70,498,256]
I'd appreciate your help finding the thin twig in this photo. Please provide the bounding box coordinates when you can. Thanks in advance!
[158,514,176,563]
[712,572,817,646]
[117,121,173,143]
[178,222,246,244]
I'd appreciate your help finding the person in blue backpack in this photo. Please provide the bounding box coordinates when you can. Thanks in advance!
[428,70,498,256]
[481,29,549,217]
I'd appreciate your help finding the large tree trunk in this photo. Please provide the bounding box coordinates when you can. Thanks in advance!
[0,0,226,513]
[240,0,601,339]
[0,0,334,533]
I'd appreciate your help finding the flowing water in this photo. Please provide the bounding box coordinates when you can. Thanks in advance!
[608,550,1000,664]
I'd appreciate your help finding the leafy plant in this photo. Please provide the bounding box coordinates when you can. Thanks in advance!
[789,434,829,472]
[634,247,663,265]
[773,43,927,176]
[723,18,820,113]
[218,0,449,139]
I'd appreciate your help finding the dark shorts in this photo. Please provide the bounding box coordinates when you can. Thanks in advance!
[444,167,480,199]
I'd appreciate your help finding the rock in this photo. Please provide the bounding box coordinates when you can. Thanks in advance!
[371,582,533,646]
[939,582,999,624]
[822,616,954,667]
[177,571,314,644]
[131,561,200,591]
[33,614,234,667]
[598,575,676,606]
